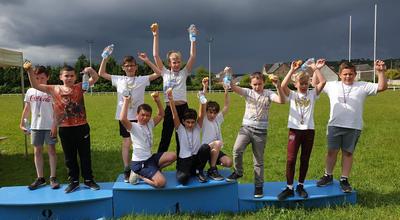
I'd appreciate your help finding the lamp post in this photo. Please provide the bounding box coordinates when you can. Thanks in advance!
[86,40,94,67]
[207,36,214,92]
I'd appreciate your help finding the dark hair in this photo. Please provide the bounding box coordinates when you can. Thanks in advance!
[60,65,75,75]
[137,104,152,114]
[122,56,137,66]
[339,61,356,74]
[206,101,220,113]
[34,65,49,77]
[250,71,265,82]
[182,108,197,121]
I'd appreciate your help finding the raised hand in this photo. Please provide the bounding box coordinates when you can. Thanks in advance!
[166,88,173,101]
[137,52,149,62]
[202,77,209,89]
[151,91,160,102]
[375,60,386,73]
[315,58,326,69]
[23,61,32,71]
[151,23,158,36]
[291,60,302,71]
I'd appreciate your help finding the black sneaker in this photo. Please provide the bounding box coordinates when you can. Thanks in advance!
[84,179,100,190]
[50,177,60,189]
[277,187,294,201]
[207,167,224,181]
[316,174,333,187]
[123,169,131,183]
[226,171,242,182]
[254,186,263,198]
[296,184,308,198]
[340,178,352,193]
[28,177,46,190]
[65,181,80,193]
[196,170,208,183]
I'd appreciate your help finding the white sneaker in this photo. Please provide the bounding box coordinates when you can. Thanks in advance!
[129,171,139,185]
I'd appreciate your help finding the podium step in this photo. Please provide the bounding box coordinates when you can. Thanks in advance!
[113,169,238,216]
[238,180,357,212]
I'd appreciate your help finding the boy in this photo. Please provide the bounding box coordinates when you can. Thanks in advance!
[25,63,100,193]
[19,66,59,190]
[277,59,326,201]
[120,92,176,188]
[315,60,387,192]
[226,71,285,198]
[99,52,161,183]
[152,23,197,153]
[201,77,233,180]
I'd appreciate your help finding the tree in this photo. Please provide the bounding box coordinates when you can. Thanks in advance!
[385,69,400,80]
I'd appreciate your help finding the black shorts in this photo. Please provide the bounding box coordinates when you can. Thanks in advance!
[130,152,164,180]
[119,120,137,138]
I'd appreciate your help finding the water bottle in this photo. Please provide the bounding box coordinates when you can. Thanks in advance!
[82,72,90,91]
[24,118,31,134]
[188,24,196,42]
[223,67,233,89]
[101,44,114,59]
[301,58,315,71]
[122,80,131,97]
[198,91,207,104]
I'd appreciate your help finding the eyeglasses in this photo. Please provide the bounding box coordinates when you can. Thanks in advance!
[123,64,137,68]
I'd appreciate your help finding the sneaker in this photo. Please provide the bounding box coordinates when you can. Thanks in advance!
[65,181,80,193]
[277,187,294,201]
[123,169,131,183]
[295,184,308,198]
[84,179,100,191]
[129,171,139,185]
[50,177,60,189]
[196,170,208,183]
[226,171,242,182]
[28,177,46,190]
[340,178,352,193]
[254,186,264,198]
[207,167,224,181]
[316,174,333,187]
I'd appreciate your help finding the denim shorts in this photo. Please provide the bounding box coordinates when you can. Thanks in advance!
[31,130,57,146]
[130,152,163,179]
[327,126,361,153]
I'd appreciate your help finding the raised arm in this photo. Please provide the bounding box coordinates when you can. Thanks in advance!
[167,89,181,129]
[150,92,164,126]
[197,78,208,128]
[137,52,161,81]
[98,57,112,81]
[19,102,31,134]
[152,23,164,69]
[119,96,132,131]
[24,62,53,94]
[375,60,388,92]
[310,58,327,95]
[83,67,99,87]
[271,77,285,104]
[221,84,230,116]
[281,61,300,97]
[185,27,197,73]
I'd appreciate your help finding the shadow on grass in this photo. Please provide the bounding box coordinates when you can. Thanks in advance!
[357,190,400,208]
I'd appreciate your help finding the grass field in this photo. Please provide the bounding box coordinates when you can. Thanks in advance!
[0,91,399,219]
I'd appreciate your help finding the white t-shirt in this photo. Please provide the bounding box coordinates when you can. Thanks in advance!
[201,112,224,145]
[111,75,150,120]
[323,81,378,130]
[24,88,54,130]
[287,89,318,130]
[130,120,155,161]
[241,88,278,129]
[162,66,190,103]
[176,123,201,159]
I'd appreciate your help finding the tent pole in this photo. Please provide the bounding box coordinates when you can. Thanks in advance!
[20,65,28,158]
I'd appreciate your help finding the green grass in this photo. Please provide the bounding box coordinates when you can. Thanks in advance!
[1,91,400,219]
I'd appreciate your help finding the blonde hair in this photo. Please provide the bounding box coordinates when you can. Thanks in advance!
[166,50,182,62]
[293,71,310,82]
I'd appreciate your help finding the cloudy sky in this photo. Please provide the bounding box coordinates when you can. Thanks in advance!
[0,0,398,74]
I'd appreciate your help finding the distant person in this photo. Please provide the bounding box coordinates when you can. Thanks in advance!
[226,71,285,198]
[152,23,197,154]
[277,59,326,201]
[98,51,161,183]
[120,92,176,188]
[25,62,100,193]
[315,60,388,193]
[200,75,233,180]
[19,66,60,190]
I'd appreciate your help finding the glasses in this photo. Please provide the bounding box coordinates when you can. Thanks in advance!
[123,64,137,68]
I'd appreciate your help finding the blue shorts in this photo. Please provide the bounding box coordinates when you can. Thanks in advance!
[130,152,163,180]
[327,126,361,153]
[31,130,57,146]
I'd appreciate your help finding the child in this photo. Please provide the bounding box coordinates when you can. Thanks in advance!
[201,76,233,180]
[226,71,285,198]
[99,52,161,183]
[19,66,59,190]
[315,60,388,193]
[120,92,176,188]
[152,23,197,153]
[277,59,326,201]
[25,63,100,193]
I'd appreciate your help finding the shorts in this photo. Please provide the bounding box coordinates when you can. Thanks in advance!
[130,152,164,180]
[31,130,57,146]
[327,126,361,153]
[119,120,137,138]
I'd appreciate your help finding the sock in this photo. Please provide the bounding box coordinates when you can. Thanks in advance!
[324,171,333,176]
[287,185,293,190]
[340,176,348,181]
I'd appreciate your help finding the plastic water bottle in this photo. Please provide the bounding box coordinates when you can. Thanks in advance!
[301,58,315,71]
[198,91,207,104]
[122,80,131,97]
[188,24,196,42]
[23,118,31,134]
[101,44,114,59]
[223,72,232,89]
[82,72,90,91]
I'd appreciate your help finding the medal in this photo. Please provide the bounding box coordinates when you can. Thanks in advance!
[300,120,304,125]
